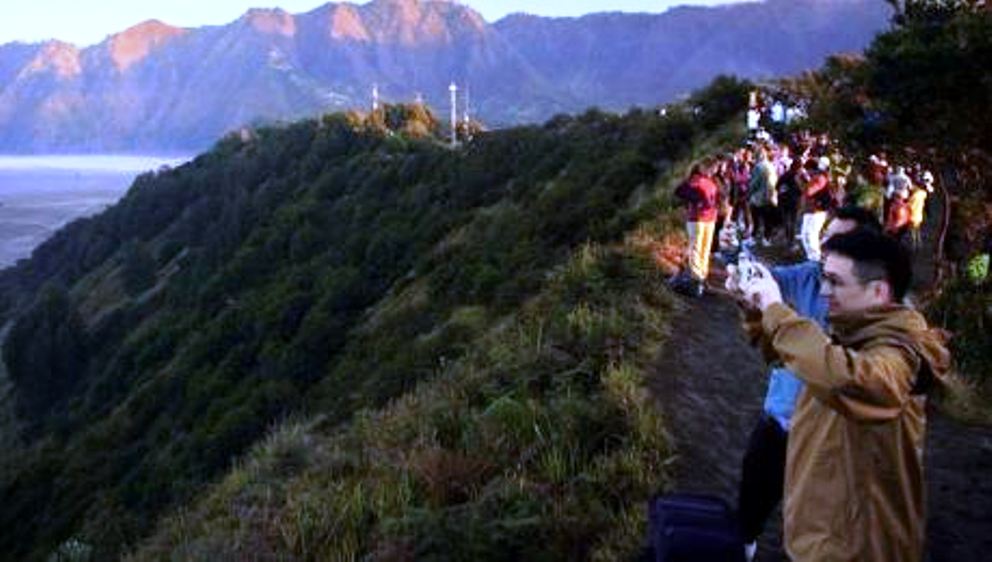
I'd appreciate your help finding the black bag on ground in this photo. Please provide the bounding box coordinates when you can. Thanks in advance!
[647,493,746,562]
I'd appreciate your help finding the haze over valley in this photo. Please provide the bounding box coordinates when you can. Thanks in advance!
[0,156,188,267]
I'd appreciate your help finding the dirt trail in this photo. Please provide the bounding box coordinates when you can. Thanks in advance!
[649,273,992,562]
[650,288,786,560]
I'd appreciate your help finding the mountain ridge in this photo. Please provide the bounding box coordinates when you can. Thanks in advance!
[0,0,892,152]
[107,20,187,71]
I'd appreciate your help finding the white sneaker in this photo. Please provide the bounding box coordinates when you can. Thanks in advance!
[744,541,757,562]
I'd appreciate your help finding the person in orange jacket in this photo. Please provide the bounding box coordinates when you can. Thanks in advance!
[885,186,912,240]
[907,171,934,250]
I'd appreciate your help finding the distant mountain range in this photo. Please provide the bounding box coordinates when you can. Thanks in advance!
[0,0,891,152]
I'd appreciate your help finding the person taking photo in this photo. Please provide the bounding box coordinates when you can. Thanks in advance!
[734,229,951,562]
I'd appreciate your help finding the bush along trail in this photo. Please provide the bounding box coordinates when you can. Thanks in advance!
[129,243,682,562]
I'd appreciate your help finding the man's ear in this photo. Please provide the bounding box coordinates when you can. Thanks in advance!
[870,280,893,305]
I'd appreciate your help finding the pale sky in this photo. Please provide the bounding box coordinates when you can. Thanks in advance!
[1,0,742,47]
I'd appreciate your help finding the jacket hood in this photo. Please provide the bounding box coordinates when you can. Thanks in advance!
[830,304,953,390]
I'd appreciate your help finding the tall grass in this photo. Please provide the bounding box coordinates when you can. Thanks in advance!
[128,237,682,561]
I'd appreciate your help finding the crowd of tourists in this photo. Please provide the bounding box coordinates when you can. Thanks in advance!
[670,127,936,298]
[662,115,951,562]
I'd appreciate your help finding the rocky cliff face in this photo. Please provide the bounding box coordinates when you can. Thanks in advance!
[0,0,891,152]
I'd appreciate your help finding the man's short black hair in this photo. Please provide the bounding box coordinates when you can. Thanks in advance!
[823,229,913,301]
[832,205,882,233]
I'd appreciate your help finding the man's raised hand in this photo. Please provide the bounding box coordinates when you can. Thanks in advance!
[740,262,783,311]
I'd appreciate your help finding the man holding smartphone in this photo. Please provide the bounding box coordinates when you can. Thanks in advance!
[734,229,951,562]
[731,206,880,560]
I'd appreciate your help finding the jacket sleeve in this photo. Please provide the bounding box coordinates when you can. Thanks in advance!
[761,303,920,421]
[771,263,820,318]
[675,180,698,204]
[741,305,779,364]
[771,264,805,298]
[739,265,813,363]
[805,174,826,197]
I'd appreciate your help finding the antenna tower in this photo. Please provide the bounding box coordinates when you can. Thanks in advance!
[449,82,458,147]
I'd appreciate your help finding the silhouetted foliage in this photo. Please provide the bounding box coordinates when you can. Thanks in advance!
[867,3,992,153]
[121,242,157,295]
[688,75,754,131]
[4,285,87,421]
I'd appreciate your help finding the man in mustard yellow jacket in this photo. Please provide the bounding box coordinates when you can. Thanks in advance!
[737,229,951,562]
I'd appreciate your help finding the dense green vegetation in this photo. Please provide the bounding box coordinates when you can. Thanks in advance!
[131,244,677,562]
[0,77,749,561]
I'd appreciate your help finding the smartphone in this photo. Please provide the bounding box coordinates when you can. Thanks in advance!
[738,252,757,286]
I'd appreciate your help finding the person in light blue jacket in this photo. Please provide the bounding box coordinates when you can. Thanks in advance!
[735,206,881,560]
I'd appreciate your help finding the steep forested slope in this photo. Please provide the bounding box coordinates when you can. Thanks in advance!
[0,80,749,560]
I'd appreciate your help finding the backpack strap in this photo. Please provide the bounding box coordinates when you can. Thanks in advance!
[910,353,935,396]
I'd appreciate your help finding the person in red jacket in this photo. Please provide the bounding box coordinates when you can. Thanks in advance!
[674,159,720,296]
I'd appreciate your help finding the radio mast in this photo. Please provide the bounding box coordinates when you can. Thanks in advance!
[449,82,458,147]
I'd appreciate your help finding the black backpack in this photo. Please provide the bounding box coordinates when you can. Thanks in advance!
[645,493,746,562]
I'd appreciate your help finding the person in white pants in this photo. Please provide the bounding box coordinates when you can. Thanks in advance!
[800,212,829,261]
[800,157,832,261]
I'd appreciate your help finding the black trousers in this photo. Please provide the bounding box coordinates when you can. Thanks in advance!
[738,414,788,543]
[752,204,780,240]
